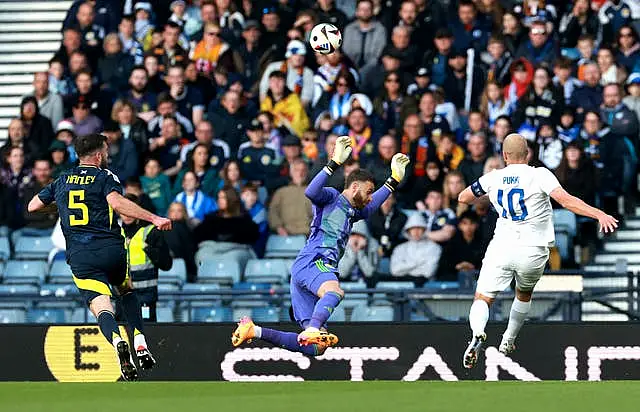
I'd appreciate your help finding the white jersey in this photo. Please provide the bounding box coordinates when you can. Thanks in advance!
[472,164,561,247]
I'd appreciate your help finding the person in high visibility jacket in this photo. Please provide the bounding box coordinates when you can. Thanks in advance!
[121,194,172,321]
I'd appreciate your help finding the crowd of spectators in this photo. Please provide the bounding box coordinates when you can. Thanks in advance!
[0,0,639,285]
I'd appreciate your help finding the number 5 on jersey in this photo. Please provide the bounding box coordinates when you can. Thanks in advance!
[69,190,89,226]
[497,188,528,221]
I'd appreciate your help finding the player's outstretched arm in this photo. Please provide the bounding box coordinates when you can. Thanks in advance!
[305,135,352,204]
[458,186,479,205]
[106,192,172,231]
[361,153,410,218]
[550,187,618,233]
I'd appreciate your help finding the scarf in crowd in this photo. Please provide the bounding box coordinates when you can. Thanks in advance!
[348,127,372,160]
[329,91,351,120]
[176,190,204,219]
[280,61,304,95]
[193,42,225,75]
[401,135,430,177]
[317,63,344,92]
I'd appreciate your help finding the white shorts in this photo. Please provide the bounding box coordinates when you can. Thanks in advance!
[475,242,550,298]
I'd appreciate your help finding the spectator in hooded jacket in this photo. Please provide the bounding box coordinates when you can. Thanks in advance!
[390,212,442,284]
[504,58,534,110]
[338,219,379,282]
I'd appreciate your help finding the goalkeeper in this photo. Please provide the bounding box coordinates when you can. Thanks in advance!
[231,136,409,355]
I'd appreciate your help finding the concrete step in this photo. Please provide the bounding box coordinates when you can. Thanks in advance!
[0,118,12,128]
[0,107,19,117]
[0,2,73,11]
[0,41,60,53]
[0,22,61,32]
[595,253,640,264]
[616,230,640,240]
[584,264,640,272]
[0,63,48,75]
[0,74,34,84]
[582,300,629,312]
[0,84,34,96]
[581,313,629,321]
[603,241,640,253]
[0,12,66,22]
[0,96,23,107]
[0,32,62,42]
[625,219,640,229]
[582,277,630,288]
[0,53,54,63]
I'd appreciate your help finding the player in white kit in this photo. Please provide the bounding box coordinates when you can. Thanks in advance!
[458,134,618,369]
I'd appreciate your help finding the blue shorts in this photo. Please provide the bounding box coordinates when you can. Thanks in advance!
[289,255,338,329]
[68,245,128,305]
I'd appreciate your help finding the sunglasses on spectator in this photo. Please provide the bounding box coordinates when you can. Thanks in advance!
[531,28,546,35]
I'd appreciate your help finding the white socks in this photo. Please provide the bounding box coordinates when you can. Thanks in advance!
[253,325,262,338]
[112,335,123,349]
[134,333,147,349]
[469,299,489,337]
[503,298,532,342]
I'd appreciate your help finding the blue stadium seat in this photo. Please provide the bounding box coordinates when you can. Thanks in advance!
[554,209,577,237]
[265,235,306,258]
[157,306,175,323]
[252,306,280,322]
[14,236,53,260]
[190,306,233,322]
[231,282,273,307]
[159,258,187,285]
[48,260,73,283]
[555,230,571,261]
[27,308,69,323]
[0,237,10,261]
[376,281,415,290]
[0,309,27,323]
[197,258,241,285]
[158,283,180,294]
[40,283,78,296]
[330,305,346,322]
[423,281,460,291]
[70,308,93,324]
[4,260,48,285]
[350,305,395,322]
[341,281,368,308]
[244,259,289,284]
[0,284,38,308]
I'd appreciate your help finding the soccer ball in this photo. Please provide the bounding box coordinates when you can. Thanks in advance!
[309,23,342,55]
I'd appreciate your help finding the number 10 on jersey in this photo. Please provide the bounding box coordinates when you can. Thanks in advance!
[497,188,528,221]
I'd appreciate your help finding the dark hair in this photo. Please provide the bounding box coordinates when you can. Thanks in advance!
[74,133,106,158]
[345,168,375,188]
[157,92,176,106]
[33,157,51,167]
[124,193,139,204]
[125,176,142,188]
[577,33,594,43]
[335,70,356,90]
[459,210,479,224]
[241,182,259,193]
[218,186,242,217]
[458,0,476,10]
[221,159,242,184]
[76,68,92,78]
[554,56,572,70]
[495,115,511,125]
[121,14,135,23]
[165,21,182,31]
[617,24,638,43]
[188,143,211,171]
[130,65,148,75]
[555,142,586,185]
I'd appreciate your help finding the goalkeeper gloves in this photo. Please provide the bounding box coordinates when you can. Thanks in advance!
[326,135,352,174]
[385,153,410,191]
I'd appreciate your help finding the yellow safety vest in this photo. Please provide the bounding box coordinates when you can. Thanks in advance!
[123,225,157,289]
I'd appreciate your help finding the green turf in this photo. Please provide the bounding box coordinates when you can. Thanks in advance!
[0,381,635,412]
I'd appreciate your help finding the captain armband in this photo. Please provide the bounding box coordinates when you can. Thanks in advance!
[470,180,486,197]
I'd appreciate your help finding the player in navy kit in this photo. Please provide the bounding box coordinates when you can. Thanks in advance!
[231,136,409,355]
[28,133,172,381]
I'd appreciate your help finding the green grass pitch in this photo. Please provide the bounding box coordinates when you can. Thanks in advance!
[0,381,635,412]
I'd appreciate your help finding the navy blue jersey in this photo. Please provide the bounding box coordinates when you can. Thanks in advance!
[38,165,124,251]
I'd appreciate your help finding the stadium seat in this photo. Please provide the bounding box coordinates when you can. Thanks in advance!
[244,259,289,284]
[4,260,48,285]
[159,258,187,285]
[0,237,10,261]
[555,230,571,261]
[265,235,306,258]
[330,305,346,322]
[190,306,233,322]
[231,282,273,307]
[158,283,180,294]
[423,281,460,291]
[197,258,242,285]
[252,306,280,322]
[351,305,395,322]
[70,308,92,324]
[0,309,27,323]
[340,281,368,308]
[14,236,53,260]
[376,281,415,290]
[48,260,73,283]
[27,308,69,323]
[554,209,577,237]
[181,283,225,308]
[0,284,38,308]
[157,306,175,323]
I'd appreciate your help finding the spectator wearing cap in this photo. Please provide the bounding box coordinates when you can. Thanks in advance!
[260,40,315,108]
[67,96,102,136]
[237,118,278,185]
[191,22,239,77]
[443,47,485,112]
[103,119,138,182]
[342,0,387,73]
[151,21,189,74]
[418,91,451,143]
[481,35,513,88]
[407,66,431,97]
[53,119,78,164]
[148,92,194,138]
[450,0,491,55]
[268,158,313,236]
[118,15,144,65]
[598,0,638,46]
[19,96,54,157]
[338,219,379,282]
[623,73,640,122]
[124,66,157,120]
[24,72,64,131]
[267,133,305,193]
[390,212,442,283]
[558,0,601,55]
[513,66,564,131]
[569,62,603,117]
[48,140,74,179]
[238,20,266,94]
[98,33,135,93]
[260,6,287,60]
[133,2,154,48]
[180,119,229,175]
[423,28,455,87]
[207,90,250,157]
[515,19,558,66]
[260,70,310,138]
[168,0,187,27]
[71,2,106,70]
[165,64,205,127]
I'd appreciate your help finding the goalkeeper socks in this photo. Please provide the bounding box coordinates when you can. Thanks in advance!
[469,299,489,337]
[121,292,145,341]
[503,298,532,342]
[97,310,121,345]
[260,328,321,356]
[309,291,342,330]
